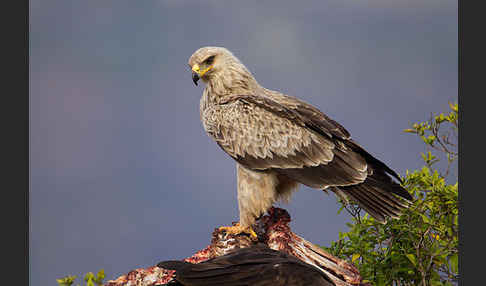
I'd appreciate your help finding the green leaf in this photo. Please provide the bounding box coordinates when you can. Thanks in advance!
[56,275,77,286]
[94,269,105,285]
[449,253,458,273]
[84,272,95,286]
[406,254,417,267]
[449,101,458,112]
[84,272,94,281]
[419,213,431,224]
[352,253,361,263]
[337,204,345,214]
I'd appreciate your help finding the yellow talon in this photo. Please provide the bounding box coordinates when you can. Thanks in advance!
[218,223,258,239]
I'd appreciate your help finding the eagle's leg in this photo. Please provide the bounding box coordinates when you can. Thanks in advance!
[217,164,280,239]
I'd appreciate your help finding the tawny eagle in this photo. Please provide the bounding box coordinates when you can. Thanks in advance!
[188,46,412,237]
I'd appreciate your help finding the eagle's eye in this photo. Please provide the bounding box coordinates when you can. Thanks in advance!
[204,55,215,65]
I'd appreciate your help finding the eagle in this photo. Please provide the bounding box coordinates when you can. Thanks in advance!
[188,46,412,237]
[158,244,335,286]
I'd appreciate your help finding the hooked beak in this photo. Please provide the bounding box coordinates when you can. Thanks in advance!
[192,71,199,86]
[191,63,213,86]
[191,63,201,86]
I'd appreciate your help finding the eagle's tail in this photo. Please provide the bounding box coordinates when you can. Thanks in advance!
[331,174,412,223]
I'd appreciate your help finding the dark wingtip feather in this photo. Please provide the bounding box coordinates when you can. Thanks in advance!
[367,176,413,202]
[347,139,404,184]
[337,173,414,222]
[157,260,190,272]
[392,184,413,201]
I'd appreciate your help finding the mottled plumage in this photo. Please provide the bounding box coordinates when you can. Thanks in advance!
[188,47,412,228]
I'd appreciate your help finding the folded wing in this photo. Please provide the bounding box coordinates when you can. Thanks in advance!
[204,93,412,222]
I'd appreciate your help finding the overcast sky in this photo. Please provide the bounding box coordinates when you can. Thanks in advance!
[30,1,457,285]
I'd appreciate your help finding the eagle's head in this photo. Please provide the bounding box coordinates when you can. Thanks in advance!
[188,47,255,89]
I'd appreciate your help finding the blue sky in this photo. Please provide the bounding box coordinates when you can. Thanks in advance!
[30,1,457,284]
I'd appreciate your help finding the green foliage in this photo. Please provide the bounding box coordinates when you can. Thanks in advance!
[323,102,458,286]
[403,102,458,177]
[57,269,105,286]
[56,275,77,286]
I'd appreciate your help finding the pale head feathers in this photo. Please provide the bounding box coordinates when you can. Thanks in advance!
[188,47,260,95]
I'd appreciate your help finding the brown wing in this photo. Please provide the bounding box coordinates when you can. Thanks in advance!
[206,94,368,187]
[260,90,404,183]
[204,92,412,222]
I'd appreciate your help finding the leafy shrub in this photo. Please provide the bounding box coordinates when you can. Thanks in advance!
[323,103,458,286]
[57,269,105,286]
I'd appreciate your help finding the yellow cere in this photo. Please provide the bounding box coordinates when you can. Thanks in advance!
[192,63,213,77]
